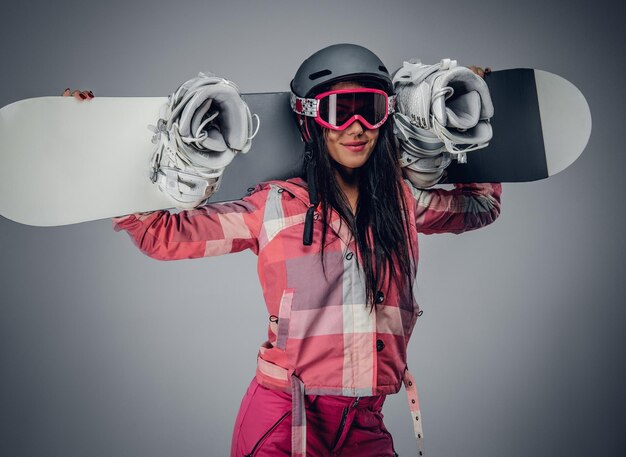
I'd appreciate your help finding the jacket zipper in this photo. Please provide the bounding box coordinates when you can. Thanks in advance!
[244,410,290,457]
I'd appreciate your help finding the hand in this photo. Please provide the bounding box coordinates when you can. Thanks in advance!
[468,66,491,78]
[62,88,94,100]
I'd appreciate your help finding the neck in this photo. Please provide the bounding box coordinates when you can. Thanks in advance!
[334,165,360,214]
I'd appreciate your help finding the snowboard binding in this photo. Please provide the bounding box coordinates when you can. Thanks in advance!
[149,72,259,208]
[393,59,494,188]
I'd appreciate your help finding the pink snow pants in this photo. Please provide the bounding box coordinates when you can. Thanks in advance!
[231,378,398,457]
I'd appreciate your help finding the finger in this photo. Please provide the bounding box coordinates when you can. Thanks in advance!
[72,90,86,100]
[468,66,485,77]
[62,88,71,97]
[81,90,94,100]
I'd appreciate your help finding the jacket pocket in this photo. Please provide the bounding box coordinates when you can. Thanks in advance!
[276,288,294,350]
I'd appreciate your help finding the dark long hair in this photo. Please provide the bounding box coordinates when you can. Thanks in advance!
[302,113,416,309]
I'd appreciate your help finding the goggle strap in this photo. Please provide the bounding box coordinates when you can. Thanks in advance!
[290,93,318,117]
[388,94,396,114]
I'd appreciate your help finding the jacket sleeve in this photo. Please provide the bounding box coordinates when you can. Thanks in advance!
[406,182,502,234]
[112,186,268,260]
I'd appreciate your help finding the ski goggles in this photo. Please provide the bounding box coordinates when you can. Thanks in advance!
[291,88,396,131]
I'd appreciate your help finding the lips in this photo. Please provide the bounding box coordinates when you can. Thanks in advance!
[342,141,367,152]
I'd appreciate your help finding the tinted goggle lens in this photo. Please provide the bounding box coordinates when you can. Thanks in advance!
[317,90,389,130]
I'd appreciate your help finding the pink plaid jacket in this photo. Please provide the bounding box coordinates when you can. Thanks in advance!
[114,178,501,455]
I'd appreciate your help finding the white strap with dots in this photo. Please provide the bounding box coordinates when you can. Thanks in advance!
[404,368,425,456]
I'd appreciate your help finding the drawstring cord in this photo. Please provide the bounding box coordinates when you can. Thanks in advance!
[303,145,318,246]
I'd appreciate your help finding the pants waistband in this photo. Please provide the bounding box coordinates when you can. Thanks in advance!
[257,371,424,456]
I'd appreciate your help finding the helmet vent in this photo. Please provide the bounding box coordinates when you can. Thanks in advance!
[309,69,332,80]
[379,65,388,73]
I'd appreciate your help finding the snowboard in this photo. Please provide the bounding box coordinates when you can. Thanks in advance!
[0,69,591,227]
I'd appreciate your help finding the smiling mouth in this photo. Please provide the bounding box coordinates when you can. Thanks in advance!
[342,141,367,152]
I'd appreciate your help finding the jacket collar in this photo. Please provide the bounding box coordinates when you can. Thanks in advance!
[266,178,353,248]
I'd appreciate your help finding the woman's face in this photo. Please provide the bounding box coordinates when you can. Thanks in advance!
[323,82,380,172]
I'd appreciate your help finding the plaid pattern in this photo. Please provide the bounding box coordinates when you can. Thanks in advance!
[114,177,501,455]
[290,375,306,457]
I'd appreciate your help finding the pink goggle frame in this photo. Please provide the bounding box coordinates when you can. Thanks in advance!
[291,88,396,131]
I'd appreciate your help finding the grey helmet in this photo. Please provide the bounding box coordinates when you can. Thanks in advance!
[290,43,394,98]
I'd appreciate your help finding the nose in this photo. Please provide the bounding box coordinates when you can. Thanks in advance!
[344,118,365,135]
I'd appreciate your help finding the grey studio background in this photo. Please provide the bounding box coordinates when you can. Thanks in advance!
[0,0,624,456]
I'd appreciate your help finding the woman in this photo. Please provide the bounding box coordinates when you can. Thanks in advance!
[113,44,501,457]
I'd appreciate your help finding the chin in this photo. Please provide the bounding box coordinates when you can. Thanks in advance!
[335,158,369,171]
